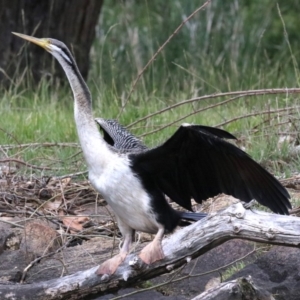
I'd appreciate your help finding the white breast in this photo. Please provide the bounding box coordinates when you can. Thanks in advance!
[89,154,160,233]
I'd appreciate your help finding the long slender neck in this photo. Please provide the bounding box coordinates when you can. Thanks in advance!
[54,54,113,172]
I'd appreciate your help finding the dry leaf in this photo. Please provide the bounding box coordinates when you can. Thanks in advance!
[61,177,71,188]
[59,210,89,233]
[43,198,62,211]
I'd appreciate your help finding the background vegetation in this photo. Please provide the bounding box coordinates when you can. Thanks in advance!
[1,0,300,178]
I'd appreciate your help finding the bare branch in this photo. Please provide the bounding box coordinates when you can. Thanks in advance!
[53,171,88,180]
[215,106,297,128]
[0,158,60,171]
[1,142,80,150]
[111,247,262,300]
[0,203,299,299]
[140,102,298,138]
[127,88,300,132]
[192,276,274,300]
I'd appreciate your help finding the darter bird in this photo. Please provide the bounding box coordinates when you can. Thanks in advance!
[13,32,291,276]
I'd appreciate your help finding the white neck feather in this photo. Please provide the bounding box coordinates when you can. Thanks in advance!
[53,53,114,172]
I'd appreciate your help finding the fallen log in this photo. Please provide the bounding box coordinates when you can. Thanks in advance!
[192,276,274,300]
[0,203,299,300]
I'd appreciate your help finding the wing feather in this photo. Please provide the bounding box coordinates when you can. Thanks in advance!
[131,125,291,214]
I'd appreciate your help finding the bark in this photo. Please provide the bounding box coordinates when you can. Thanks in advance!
[0,0,103,86]
[192,276,275,300]
[0,203,299,299]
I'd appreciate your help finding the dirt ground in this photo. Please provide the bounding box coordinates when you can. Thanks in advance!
[0,171,300,294]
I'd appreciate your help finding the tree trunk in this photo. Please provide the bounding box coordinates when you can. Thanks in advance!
[0,0,103,86]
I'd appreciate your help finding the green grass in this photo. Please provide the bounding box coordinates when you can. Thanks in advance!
[222,261,247,281]
[1,1,300,179]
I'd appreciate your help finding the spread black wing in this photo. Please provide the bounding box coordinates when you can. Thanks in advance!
[130,124,291,214]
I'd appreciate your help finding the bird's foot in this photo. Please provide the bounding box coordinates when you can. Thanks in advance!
[139,239,164,264]
[96,252,127,275]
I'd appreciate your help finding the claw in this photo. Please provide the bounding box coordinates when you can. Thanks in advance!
[139,239,164,264]
[96,252,127,275]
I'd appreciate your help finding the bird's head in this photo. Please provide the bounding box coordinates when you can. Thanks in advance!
[12,32,74,67]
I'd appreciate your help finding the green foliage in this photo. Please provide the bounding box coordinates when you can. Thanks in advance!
[1,0,300,177]
[222,261,247,281]
[94,0,300,95]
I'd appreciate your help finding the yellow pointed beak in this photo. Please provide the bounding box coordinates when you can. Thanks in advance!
[12,32,51,51]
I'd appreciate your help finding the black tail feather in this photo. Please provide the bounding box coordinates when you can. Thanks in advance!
[178,211,207,226]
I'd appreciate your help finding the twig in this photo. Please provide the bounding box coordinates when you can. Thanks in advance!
[53,171,88,180]
[0,146,9,158]
[111,264,189,300]
[24,207,64,229]
[0,158,60,171]
[127,87,300,130]
[215,106,298,128]
[20,238,73,283]
[0,127,21,145]
[138,94,243,137]
[0,218,24,228]
[139,103,298,138]
[1,142,80,150]
[110,247,261,300]
[118,0,212,117]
